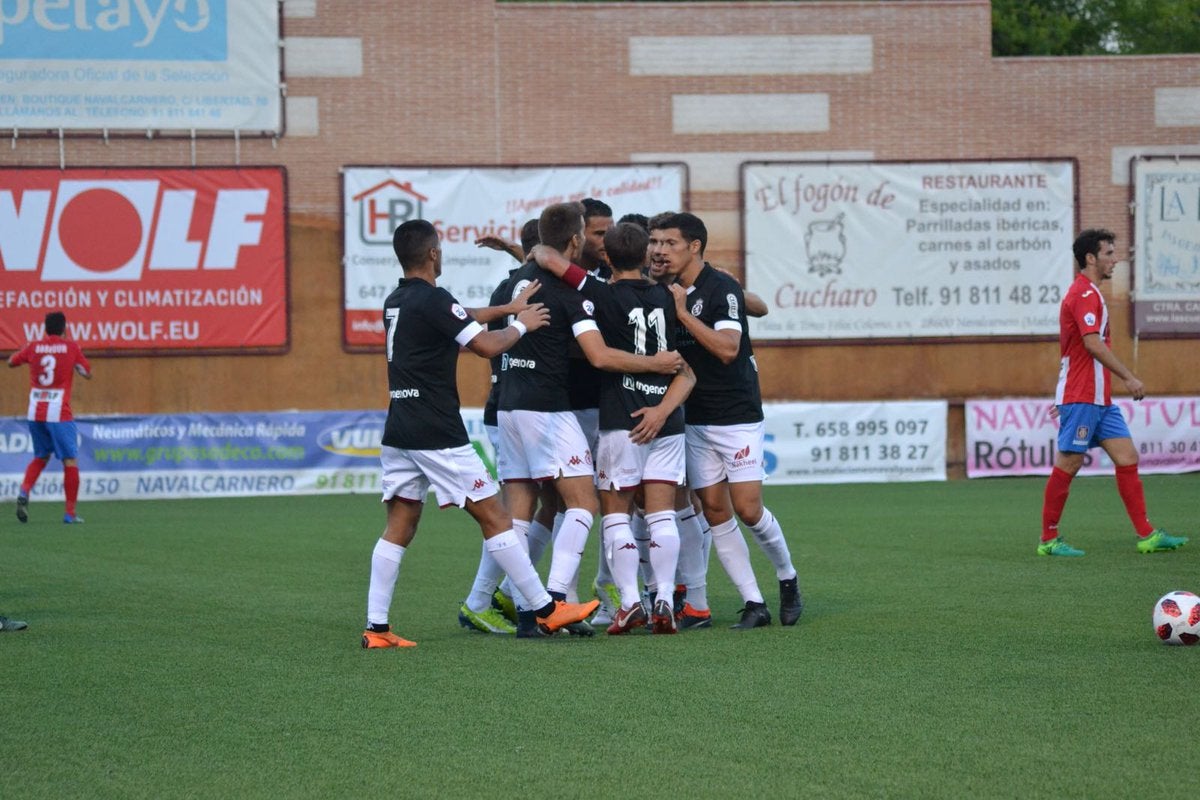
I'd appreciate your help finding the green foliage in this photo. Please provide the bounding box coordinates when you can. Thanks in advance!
[2,477,1198,797]
[994,0,1200,55]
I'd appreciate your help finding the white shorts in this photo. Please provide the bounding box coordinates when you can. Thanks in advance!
[685,422,766,489]
[573,407,600,455]
[497,409,593,482]
[380,444,498,509]
[485,424,500,458]
[596,431,686,491]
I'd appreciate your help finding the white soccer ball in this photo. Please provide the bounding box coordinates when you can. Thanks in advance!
[1153,591,1200,646]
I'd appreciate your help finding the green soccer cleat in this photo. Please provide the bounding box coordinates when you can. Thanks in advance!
[1037,537,1085,557]
[1136,529,1189,554]
[491,590,517,624]
[458,603,516,634]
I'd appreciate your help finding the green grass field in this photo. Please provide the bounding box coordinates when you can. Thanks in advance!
[3,475,1199,799]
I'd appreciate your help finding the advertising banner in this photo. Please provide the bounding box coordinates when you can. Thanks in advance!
[0,167,288,353]
[0,1,281,133]
[965,398,1200,477]
[743,160,1075,341]
[762,401,947,484]
[1132,157,1200,336]
[341,165,686,348]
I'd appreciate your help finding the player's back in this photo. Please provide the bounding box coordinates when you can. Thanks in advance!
[497,261,591,413]
[12,334,90,422]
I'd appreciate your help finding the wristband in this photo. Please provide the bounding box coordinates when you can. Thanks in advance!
[511,320,528,338]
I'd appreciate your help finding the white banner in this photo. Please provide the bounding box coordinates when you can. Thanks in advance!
[0,1,280,133]
[341,164,686,347]
[1132,158,1200,335]
[965,398,1200,477]
[743,160,1075,340]
[762,401,947,484]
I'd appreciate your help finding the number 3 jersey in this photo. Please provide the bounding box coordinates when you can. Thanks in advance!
[381,278,484,450]
[9,335,91,422]
[575,277,684,436]
[676,263,763,426]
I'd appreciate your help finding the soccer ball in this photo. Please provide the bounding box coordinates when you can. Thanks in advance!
[1153,591,1200,645]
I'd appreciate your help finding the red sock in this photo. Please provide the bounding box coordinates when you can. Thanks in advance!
[64,465,80,516]
[1115,463,1155,537]
[21,457,48,495]
[1041,466,1074,541]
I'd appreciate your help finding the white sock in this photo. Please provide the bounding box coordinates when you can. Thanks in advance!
[646,511,680,604]
[710,518,764,604]
[366,538,406,627]
[511,518,532,611]
[546,507,593,595]
[486,530,551,611]
[594,536,614,590]
[602,513,640,608]
[630,510,653,596]
[527,517,553,566]
[676,507,707,606]
[466,541,505,613]
[748,508,797,580]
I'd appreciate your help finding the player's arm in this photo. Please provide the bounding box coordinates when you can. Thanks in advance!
[467,279,541,324]
[1081,332,1144,400]
[465,303,550,359]
[668,284,740,364]
[475,235,524,264]
[712,265,768,317]
[628,363,695,445]
[528,244,597,294]
[574,328,682,375]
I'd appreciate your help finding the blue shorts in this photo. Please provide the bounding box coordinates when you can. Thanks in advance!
[28,420,80,461]
[1056,404,1131,454]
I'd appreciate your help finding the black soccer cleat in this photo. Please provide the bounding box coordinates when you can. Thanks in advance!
[779,577,804,627]
[16,494,28,523]
[731,601,771,630]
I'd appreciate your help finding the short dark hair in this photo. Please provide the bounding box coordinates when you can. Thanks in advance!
[392,219,439,269]
[650,211,707,255]
[581,197,613,222]
[604,222,650,271]
[1073,228,1115,269]
[617,212,649,231]
[538,201,584,252]
[519,218,540,254]
[44,311,66,336]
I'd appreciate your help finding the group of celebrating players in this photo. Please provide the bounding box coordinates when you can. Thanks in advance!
[361,199,803,648]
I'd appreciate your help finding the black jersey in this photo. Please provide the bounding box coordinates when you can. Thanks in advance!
[676,263,764,425]
[481,272,515,427]
[576,276,684,436]
[380,278,483,450]
[497,261,598,413]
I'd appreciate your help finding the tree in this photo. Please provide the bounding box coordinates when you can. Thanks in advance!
[993,0,1200,56]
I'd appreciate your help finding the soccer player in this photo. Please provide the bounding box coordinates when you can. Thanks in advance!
[496,202,682,636]
[8,311,92,524]
[1038,228,1188,557]
[651,212,803,629]
[531,222,697,634]
[361,219,598,648]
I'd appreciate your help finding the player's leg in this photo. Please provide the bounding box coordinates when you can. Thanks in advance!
[1039,404,1092,556]
[363,493,423,649]
[543,412,598,599]
[729,479,801,626]
[17,422,53,523]
[687,425,770,629]
[599,487,645,634]
[643,482,681,634]
[675,486,712,628]
[1096,409,1189,553]
[52,421,83,523]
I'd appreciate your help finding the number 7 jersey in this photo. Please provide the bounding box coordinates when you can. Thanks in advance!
[9,335,91,422]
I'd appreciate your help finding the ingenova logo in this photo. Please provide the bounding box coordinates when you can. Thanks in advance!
[0,0,228,61]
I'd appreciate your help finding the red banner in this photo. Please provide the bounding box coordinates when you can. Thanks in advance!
[0,167,288,354]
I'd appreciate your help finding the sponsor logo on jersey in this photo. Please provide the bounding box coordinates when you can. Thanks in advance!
[317,422,386,457]
[1083,312,1096,326]
[691,299,704,317]
[451,303,468,320]
[389,388,421,399]
[501,353,536,371]
[626,377,667,396]
[727,293,739,320]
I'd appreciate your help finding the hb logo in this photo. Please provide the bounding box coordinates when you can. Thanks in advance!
[351,178,429,245]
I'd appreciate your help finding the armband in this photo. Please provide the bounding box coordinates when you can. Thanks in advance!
[510,320,528,338]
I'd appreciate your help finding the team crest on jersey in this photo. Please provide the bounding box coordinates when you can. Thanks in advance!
[727,293,739,320]
[1083,312,1096,326]
[691,299,704,316]
[582,300,595,316]
[451,303,468,320]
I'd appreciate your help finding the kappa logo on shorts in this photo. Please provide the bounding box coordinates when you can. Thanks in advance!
[472,478,490,491]
[597,469,607,481]
[568,455,583,466]
[617,543,638,551]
